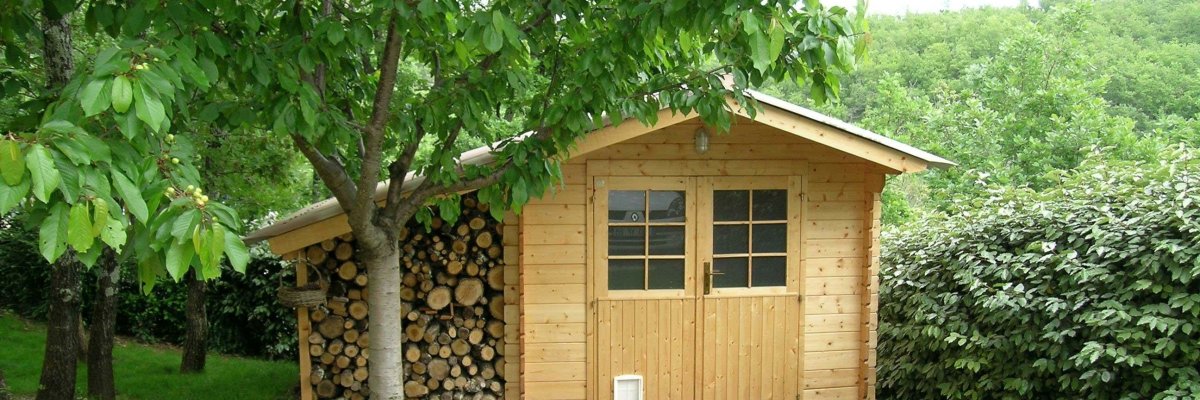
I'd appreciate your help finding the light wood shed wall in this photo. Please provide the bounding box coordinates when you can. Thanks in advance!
[516,117,884,399]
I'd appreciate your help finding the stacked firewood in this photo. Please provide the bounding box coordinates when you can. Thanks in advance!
[304,234,372,399]
[303,194,506,400]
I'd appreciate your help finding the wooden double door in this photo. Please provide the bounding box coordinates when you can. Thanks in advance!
[592,176,804,400]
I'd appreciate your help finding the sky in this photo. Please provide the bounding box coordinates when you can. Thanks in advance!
[824,0,1037,15]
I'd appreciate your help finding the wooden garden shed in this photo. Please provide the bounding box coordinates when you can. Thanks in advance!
[245,90,952,400]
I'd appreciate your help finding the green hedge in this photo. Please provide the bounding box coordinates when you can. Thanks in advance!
[0,218,296,360]
[879,148,1200,399]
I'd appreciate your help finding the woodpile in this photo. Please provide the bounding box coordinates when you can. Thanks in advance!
[303,194,506,399]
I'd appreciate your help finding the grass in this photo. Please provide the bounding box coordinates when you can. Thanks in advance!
[0,311,298,399]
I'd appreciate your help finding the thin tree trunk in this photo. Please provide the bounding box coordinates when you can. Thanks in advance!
[35,7,78,400]
[1,368,12,400]
[36,254,81,400]
[87,249,120,400]
[179,270,208,373]
[362,240,404,399]
[76,314,88,361]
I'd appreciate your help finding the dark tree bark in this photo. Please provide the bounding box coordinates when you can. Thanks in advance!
[35,254,81,400]
[35,7,80,400]
[179,270,208,373]
[0,368,11,400]
[87,249,120,400]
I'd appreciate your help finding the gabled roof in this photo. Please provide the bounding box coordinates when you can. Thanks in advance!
[245,91,953,252]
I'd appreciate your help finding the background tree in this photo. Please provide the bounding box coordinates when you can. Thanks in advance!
[761,0,1200,223]
[0,4,252,400]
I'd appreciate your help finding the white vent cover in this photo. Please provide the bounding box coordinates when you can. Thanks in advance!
[613,375,644,400]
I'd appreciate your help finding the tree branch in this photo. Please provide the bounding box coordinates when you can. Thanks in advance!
[351,12,404,229]
[290,134,357,210]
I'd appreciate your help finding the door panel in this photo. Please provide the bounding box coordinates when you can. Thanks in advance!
[698,177,803,400]
[594,177,698,400]
[595,298,697,400]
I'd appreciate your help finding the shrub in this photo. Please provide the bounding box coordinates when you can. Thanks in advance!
[879,147,1200,399]
[0,220,296,360]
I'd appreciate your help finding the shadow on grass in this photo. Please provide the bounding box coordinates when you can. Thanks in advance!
[0,311,298,400]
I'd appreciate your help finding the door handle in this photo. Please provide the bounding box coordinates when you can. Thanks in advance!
[703,262,722,295]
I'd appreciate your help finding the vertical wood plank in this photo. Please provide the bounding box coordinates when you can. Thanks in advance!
[597,301,611,400]
[750,298,763,399]
[294,251,313,400]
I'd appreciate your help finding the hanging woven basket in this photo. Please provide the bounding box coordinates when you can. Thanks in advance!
[277,264,327,308]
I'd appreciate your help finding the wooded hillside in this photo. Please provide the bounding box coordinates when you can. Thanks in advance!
[764,0,1200,222]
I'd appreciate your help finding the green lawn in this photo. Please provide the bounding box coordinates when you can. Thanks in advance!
[0,312,298,399]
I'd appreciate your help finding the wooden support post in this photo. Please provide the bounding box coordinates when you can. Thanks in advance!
[295,251,314,400]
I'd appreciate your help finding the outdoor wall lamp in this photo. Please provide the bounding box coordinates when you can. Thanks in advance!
[694,127,710,154]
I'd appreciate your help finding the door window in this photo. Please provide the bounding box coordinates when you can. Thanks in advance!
[711,189,788,288]
[606,190,687,290]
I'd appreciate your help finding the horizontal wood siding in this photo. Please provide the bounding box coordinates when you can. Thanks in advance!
[805,159,871,397]
[520,166,589,398]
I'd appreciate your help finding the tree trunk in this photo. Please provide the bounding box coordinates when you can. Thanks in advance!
[180,270,208,373]
[36,254,81,400]
[1,368,12,400]
[361,240,404,399]
[87,249,120,400]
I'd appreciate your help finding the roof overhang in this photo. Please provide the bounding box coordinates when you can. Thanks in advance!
[245,91,953,254]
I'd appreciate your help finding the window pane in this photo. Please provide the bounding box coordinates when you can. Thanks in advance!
[713,225,748,254]
[752,223,787,253]
[753,190,788,221]
[609,190,646,222]
[713,257,749,288]
[648,226,685,255]
[608,226,645,256]
[648,191,686,222]
[609,259,645,290]
[647,259,685,289]
[751,256,787,287]
[713,190,749,221]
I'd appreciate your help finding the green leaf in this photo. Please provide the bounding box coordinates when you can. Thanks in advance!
[99,217,127,252]
[117,108,141,139]
[76,246,103,268]
[68,202,94,252]
[180,60,210,89]
[133,82,166,132]
[39,203,69,262]
[751,31,771,72]
[111,75,133,113]
[165,239,194,280]
[328,26,345,45]
[172,209,200,243]
[0,179,30,214]
[223,228,249,274]
[768,21,786,62]
[91,197,109,237]
[26,144,61,202]
[0,140,24,185]
[111,170,148,222]
[205,223,227,277]
[482,26,503,53]
[742,11,760,35]
[80,79,111,117]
